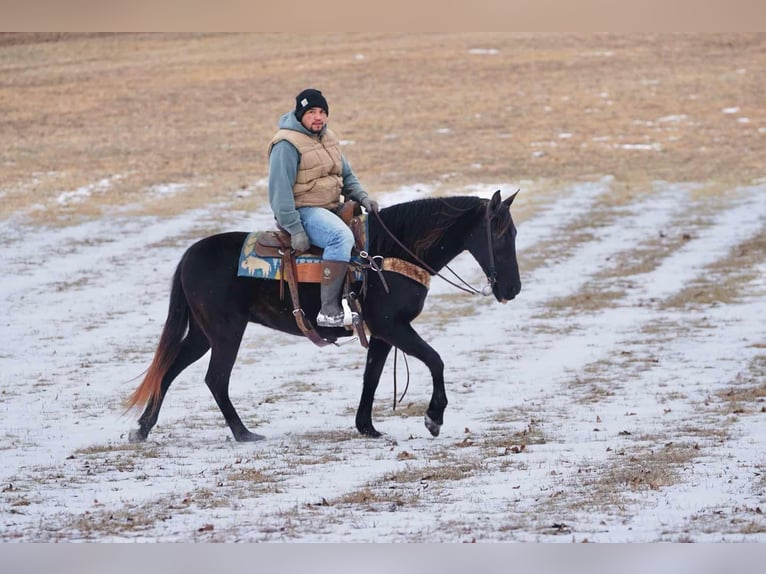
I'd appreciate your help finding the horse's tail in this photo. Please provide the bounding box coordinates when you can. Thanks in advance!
[124,260,188,414]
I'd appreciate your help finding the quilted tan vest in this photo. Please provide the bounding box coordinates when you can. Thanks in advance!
[269,128,344,209]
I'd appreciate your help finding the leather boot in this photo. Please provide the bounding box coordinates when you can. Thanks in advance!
[316,260,348,327]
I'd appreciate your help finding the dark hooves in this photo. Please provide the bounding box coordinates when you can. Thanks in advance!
[424,414,442,437]
[235,431,266,442]
[128,429,147,443]
[357,425,382,438]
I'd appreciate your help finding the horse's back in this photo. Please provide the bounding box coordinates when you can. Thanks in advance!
[181,231,299,329]
[181,231,251,294]
[183,231,247,267]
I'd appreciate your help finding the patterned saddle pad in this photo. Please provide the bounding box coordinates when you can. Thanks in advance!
[237,214,367,283]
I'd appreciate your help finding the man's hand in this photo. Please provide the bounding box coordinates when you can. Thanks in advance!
[290,230,310,253]
[361,197,379,213]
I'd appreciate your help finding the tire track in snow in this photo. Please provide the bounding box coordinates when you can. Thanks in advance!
[422,182,697,394]
[11,181,620,539]
[427,186,765,541]
[305,184,765,541]
[3,182,765,541]
[139,182,717,540]
[305,185,766,542]
[433,184,765,394]
[501,285,766,542]
[519,183,694,302]
[0,204,273,370]
[552,199,760,393]
[0,212,206,304]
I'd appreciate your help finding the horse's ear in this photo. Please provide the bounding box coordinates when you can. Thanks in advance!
[503,189,520,207]
[489,189,503,212]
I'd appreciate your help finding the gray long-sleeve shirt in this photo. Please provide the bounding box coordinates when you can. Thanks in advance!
[268,111,369,236]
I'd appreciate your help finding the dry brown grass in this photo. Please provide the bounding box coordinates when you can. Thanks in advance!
[333,486,418,510]
[3,33,765,225]
[3,32,765,542]
[596,442,698,492]
[522,441,704,525]
[715,355,766,417]
[664,227,766,309]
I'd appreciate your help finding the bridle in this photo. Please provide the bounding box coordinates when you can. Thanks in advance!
[366,198,499,409]
[369,199,497,297]
[482,200,497,295]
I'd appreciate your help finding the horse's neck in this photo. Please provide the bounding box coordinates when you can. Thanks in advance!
[420,229,470,272]
[376,203,480,272]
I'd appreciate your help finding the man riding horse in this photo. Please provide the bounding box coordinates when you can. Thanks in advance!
[126,90,521,443]
[267,88,379,327]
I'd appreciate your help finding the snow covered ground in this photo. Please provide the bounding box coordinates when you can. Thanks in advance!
[1,178,765,542]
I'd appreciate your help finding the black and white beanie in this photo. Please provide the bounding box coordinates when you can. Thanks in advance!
[295,88,329,121]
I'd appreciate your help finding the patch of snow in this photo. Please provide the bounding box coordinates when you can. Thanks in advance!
[2,180,765,542]
[148,183,188,196]
[620,143,662,151]
[468,49,498,55]
[657,114,688,123]
[56,177,119,206]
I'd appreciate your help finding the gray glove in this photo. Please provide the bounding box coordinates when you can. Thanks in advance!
[361,197,379,213]
[290,230,310,253]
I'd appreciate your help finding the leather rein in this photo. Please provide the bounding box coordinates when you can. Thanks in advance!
[369,200,496,297]
[279,201,498,406]
[368,200,497,409]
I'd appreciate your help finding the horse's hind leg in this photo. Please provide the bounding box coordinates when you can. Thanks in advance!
[204,324,264,442]
[356,337,392,438]
[130,319,211,442]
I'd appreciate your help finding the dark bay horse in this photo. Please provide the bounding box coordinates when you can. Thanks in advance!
[126,190,521,442]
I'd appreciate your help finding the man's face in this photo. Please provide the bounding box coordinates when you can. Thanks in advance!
[300,107,328,133]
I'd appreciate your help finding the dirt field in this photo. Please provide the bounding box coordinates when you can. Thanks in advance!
[2,33,764,221]
[1,33,765,542]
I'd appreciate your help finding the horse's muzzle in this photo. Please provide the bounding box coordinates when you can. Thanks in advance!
[496,283,521,303]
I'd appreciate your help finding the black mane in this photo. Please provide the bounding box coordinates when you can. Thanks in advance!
[370,196,487,261]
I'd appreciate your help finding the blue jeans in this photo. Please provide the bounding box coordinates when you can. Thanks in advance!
[297,206,354,262]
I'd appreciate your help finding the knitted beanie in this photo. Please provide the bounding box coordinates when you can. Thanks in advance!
[295,88,329,121]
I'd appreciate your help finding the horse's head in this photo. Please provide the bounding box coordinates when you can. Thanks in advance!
[468,190,522,303]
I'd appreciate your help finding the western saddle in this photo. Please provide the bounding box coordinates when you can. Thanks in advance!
[252,201,368,348]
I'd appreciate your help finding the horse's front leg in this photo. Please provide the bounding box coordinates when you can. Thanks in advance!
[356,337,392,438]
[391,325,447,437]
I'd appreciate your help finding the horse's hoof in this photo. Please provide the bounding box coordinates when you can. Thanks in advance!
[357,425,382,438]
[235,431,265,442]
[128,429,147,443]
[424,414,441,437]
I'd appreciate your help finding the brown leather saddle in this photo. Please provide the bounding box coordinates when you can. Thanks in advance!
[252,201,365,260]
[253,201,369,348]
